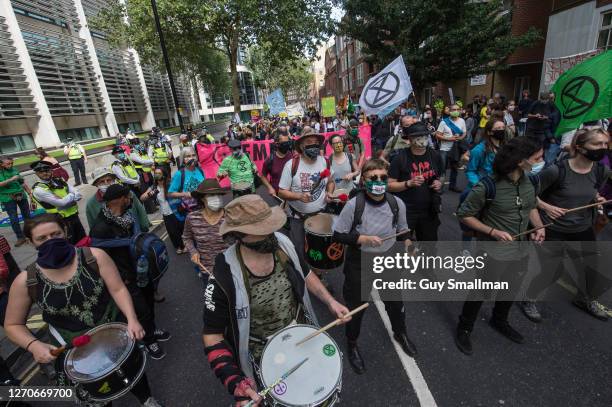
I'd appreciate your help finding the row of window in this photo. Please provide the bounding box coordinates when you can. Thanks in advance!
[597,11,612,51]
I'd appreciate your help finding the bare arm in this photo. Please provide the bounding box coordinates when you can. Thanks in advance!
[305,273,350,321]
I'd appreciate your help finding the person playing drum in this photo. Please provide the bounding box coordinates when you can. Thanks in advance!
[4,214,163,407]
[218,139,259,198]
[332,158,417,375]
[202,195,350,407]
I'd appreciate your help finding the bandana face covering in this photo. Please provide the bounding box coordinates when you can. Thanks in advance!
[365,180,387,195]
[240,234,278,254]
[36,238,76,269]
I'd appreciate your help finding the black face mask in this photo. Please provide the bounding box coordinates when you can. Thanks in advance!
[277,141,292,154]
[580,148,607,162]
[240,234,278,254]
[304,145,320,160]
[491,130,506,141]
[186,158,197,167]
[36,238,76,269]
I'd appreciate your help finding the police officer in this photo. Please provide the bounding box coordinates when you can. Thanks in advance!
[130,143,156,213]
[148,134,173,177]
[111,146,140,196]
[62,138,88,186]
[30,161,85,244]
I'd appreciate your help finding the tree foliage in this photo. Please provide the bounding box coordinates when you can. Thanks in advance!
[339,0,541,91]
[92,0,334,113]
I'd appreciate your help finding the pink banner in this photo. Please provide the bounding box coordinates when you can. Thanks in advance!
[196,125,372,185]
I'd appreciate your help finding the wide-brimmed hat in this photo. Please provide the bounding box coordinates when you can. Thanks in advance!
[401,122,431,138]
[295,127,324,146]
[191,179,229,199]
[219,195,287,236]
[30,160,53,172]
[91,167,116,185]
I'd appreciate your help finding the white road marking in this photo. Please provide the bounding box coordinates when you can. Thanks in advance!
[160,231,168,241]
[371,289,437,407]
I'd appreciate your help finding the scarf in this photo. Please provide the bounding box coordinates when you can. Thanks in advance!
[101,206,135,232]
[443,117,463,136]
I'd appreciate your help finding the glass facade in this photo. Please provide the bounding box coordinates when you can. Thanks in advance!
[57,126,100,142]
[0,133,35,154]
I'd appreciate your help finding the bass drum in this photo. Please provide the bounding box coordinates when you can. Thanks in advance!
[259,324,342,407]
[304,214,345,271]
[64,323,146,403]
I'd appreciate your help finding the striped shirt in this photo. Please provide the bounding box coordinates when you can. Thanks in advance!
[182,210,227,270]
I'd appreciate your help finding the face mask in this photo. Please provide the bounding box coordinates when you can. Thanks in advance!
[450,111,460,118]
[491,130,506,141]
[205,195,223,212]
[277,141,291,154]
[117,153,126,161]
[349,128,359,137]
[36,238,75,269]
[365,180,387,196]
[304,146,320,160]
[580,148,607,162]
[530,161,545,175]
[423,113,431,119]
[241,234,278,254]
[233,149,242,158]
[412,136,429,148]
[508,105,516,112]
[154,174,164,181]
[98,184,114,194]
[333,143,344,153]
[186,158,196,167]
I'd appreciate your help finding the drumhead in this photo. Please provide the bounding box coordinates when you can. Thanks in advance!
[232,182,252,191]
[260,324,342,406]
[331,188,349,198]
[64,323,135,383]
[304,214,334,237]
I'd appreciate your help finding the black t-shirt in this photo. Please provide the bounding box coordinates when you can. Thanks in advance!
[526,100,552,135]
[89,215,135,282]
[389,148,443,213]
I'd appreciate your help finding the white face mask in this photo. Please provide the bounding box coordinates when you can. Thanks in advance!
[206,195,224,211]
[98,183,114,194]
[412,136,429,148]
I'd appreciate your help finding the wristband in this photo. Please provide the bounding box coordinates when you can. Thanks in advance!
[404,180,410,189]
[25,338,38,352]
[488,227,495,237]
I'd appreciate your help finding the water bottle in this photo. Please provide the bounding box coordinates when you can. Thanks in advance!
[136,255,149,288]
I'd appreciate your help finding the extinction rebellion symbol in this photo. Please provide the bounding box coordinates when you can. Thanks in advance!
[363,72,400,109]
[560,76,599,120]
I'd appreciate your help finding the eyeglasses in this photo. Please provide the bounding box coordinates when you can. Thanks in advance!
[366,175,388,182]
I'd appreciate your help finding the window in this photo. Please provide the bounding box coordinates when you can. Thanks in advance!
[0,134,35,154]
[348,46,354,68]
[57,127,101,143]
[117,122,143,134]
[357,64,365,86]
[342,76,348,94]
[157,119,171,128]
[355,41,362,58]
[597,12,612,51]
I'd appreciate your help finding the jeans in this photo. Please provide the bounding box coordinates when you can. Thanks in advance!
[69,158,87,185]
[544,142,561,166]
[438,150,458,190]
[3,197,30,239]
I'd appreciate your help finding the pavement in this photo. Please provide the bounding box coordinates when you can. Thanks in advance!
[5,164,612,406]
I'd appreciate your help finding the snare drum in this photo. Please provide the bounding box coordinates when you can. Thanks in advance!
[259,324,342,407]
[64,323,146,402]
[326,188,350,215]
[232,181,253,198]
[304,214,345,271]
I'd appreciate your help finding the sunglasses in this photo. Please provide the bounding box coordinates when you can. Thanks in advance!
[366,175,388,182]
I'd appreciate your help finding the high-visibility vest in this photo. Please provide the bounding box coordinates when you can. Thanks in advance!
[32,182,78,218]
[112,161,139,179]
[153,146,169,164]
[133,153,153,173]
[68,145,83,160]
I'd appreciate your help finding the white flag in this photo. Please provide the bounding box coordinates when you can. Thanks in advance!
[359,55,413,116]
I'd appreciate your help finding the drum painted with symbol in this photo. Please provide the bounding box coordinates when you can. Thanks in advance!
[64,323,146,402]
[259,324,342,406]
[304,214,345,271]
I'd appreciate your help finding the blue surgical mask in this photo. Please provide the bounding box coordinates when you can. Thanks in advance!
[530,161,545,175]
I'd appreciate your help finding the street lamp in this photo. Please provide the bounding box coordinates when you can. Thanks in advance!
[151,0,185,133]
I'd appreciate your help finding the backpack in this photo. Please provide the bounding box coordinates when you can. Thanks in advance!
[540,159,607,202]
[290,154,331,178]
[26,247,99,303]
[131,232,169,283]
[350,190,399,234]
[476,173,540,219]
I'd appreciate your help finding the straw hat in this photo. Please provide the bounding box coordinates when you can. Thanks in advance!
[219,195,286,236]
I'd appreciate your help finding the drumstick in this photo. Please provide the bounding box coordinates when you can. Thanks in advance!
[512,200,612,239]
[195,259,210,275]
[50,334,91,357]
[271,194,285,205]
[295,303,369,347]
[381,229,411,242]
[244,357,309,407]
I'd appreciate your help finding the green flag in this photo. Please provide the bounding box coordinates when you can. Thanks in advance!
[347,99,355,115]
[551,50,612,136]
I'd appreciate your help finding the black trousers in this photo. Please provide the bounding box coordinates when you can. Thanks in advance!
[407,211,440,241]
[69,158,87,185]
[343,247,406,342]
[458,255,527,332]
[64,214,86,245]
[127,282,156,344]
[163,214,185,250]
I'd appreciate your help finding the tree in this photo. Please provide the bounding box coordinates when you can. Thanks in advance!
[246,44,314,103]
[93,0,335,114]
[339,0,541,92]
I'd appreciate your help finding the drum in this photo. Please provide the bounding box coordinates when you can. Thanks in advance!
[326,189,350,215]
[259,324,342,407]
[304,214,345,271]
[232,181,253,198]
[64,323,146,402]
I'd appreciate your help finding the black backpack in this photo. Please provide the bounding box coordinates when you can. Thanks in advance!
[349,190,399,234]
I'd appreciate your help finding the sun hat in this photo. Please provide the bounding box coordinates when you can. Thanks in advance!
[191,179,230,199]
[91,167,116,185]
[219,194,286,236]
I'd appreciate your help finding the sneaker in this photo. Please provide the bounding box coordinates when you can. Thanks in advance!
[143,397,164,407]
[14,238,27,247]
[489,319,524,344]
[572,299,608,321]
[153,329,171,342]
[145,342,166,360]
[520,300,542,323]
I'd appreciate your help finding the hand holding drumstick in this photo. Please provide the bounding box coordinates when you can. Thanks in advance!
[190,253,210,274]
